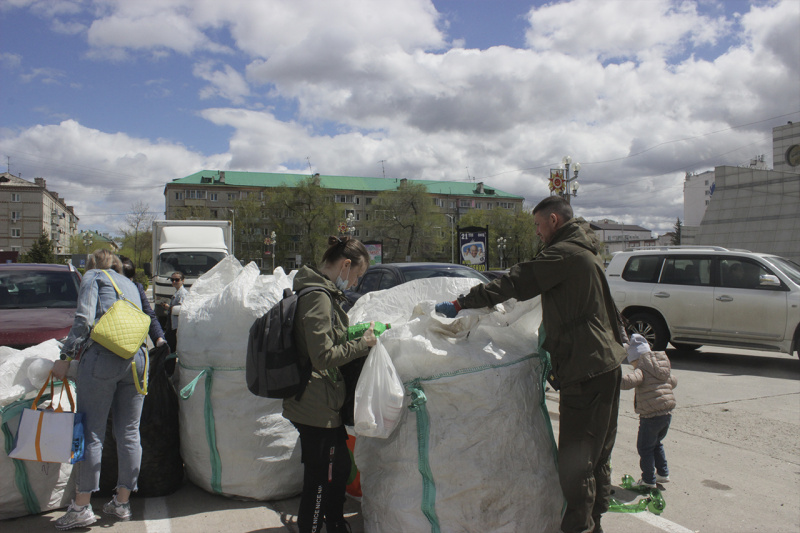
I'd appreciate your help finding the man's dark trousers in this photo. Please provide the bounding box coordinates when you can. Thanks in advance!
[557,366,622,533]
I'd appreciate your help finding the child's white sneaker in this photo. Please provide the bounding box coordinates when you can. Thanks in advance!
[633,478,656,489]
[656,473,670,483]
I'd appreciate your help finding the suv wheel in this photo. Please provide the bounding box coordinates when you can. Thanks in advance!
[626,312,669,351]
[671,342,701,351]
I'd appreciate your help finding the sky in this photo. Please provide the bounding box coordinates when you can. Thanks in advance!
[1,0,799,239]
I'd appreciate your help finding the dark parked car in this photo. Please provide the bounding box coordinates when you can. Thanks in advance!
[0,263,82,349]
[345,262,490,308]
[483,270,509,280]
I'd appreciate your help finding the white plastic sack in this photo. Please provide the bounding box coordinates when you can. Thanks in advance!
[350,278,562,533]
[176,257,304,500]
[353,338,404,438]
[1,342,76,519]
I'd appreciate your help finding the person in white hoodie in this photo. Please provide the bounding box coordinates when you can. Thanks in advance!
[621,334,678,489]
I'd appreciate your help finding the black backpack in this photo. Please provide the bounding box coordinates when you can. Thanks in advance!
[246,286,332,399]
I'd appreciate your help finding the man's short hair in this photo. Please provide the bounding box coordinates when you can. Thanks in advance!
[533,196,573,222]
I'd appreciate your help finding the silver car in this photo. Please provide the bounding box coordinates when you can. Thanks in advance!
[606,246,800,357]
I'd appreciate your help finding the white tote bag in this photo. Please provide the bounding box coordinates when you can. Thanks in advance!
[9,374,85,464]
[353,339,405,439]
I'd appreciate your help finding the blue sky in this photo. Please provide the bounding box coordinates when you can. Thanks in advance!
[1,0,799,237]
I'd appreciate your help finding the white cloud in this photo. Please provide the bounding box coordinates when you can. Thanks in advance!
[194,60,251,104]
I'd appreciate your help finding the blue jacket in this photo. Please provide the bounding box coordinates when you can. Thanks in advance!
[60,269,146,360]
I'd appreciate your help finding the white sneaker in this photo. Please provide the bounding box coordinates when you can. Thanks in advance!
[633,478,656,489]
[103,495,132,521]
[656,473,670,483]
[55,501,98,530]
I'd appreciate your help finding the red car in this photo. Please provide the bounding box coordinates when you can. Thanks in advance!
[0,263,82,349]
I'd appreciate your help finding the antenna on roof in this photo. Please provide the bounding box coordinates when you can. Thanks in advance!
[466,166,473,182]
[379,160,387,179]
[307,157,313,175]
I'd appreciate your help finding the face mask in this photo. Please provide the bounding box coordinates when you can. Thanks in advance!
[335,262,351,291]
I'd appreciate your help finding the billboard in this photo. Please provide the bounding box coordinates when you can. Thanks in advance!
[364,241,382,265]
[458,227,488,271]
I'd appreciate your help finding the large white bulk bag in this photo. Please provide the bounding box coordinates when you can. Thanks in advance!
[350,278,563,533]
[177,257,303,500]
[1,341,75,519]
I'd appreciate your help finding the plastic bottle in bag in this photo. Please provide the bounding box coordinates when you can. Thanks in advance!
[347,322,391,340]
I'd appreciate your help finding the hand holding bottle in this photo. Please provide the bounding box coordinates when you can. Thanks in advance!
[362,322,378,347]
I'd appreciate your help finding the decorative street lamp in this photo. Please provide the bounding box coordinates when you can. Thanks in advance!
[82,231,93,252]
[497,237,507,269]
[345,213,356,236]
[549,155,581,203]
[270,231,276,271]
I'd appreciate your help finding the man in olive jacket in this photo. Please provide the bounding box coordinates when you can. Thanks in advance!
[437,196,627,533]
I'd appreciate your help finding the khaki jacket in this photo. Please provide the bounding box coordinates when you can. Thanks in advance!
[621,350,678,418]
[458,218,627,387]
[282,265,370,427]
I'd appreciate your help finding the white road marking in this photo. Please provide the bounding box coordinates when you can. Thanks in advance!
[634,509,696,533]
[144,497,172,533]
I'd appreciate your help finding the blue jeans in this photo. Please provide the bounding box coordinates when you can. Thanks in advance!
[637,414,671,484]
[76,344,146,494]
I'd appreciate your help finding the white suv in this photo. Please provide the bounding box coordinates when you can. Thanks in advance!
[606,246,800,357]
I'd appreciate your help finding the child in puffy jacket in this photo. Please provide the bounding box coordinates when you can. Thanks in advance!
[621,334,678,489]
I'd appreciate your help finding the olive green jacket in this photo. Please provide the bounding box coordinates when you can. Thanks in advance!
[282,265,370,427]
[457,218,627,387]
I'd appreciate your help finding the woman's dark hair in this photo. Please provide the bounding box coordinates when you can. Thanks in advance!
[119,256,136,280]
[321,236,370,267]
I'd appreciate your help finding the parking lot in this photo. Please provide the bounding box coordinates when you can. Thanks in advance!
[4,346,799,533]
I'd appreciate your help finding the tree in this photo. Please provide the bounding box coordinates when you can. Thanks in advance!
[118,201,156,266]
[231,194,266,265]
[671,218,682,245]
[262,176,339,266]
[365,181,444,262]
[19,232,57,263]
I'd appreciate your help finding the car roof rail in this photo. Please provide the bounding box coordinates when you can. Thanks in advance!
[624,245,745,252]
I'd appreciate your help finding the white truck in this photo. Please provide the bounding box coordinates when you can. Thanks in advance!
[144,220,233,317]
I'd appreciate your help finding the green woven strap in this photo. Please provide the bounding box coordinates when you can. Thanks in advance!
[179,360,246,495]
[407,380,440,533]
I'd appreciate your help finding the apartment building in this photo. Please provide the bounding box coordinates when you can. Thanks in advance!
[0,173,78,256]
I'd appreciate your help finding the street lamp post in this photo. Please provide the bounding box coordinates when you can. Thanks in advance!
[270,231,276,271]
[445,214,455,264]
[83,231,93,253]
[227,208,236,257]
[561,155,581,203]
[497,237,507,269]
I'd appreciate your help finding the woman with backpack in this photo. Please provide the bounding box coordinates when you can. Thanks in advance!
[283,236,377,533]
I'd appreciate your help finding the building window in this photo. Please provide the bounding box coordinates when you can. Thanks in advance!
[209,193,218,201]
[11,193,20,202]
[187,190,207,200]
[365,197,374,205]
[449,201,455,209]
[486,203,493,210]
[459,199,473,208]
[335,194,355,203]
[705,200,709,205]
[704,180,709,185]
[433,198,444,207]
[175,191,184,200]
[11,211,21,220]
[227,193,238,201]
[11,228,21,238]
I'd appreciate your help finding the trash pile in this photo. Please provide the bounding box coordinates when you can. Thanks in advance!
[176,257,304,500]
[350,278,563,533]
[0,341,75,520]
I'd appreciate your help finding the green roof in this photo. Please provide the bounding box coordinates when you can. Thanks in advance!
[174,170,523,200]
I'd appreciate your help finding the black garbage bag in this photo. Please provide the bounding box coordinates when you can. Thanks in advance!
[99,344,184,497]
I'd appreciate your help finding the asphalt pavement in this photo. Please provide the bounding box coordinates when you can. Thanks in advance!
[4,346,799,533]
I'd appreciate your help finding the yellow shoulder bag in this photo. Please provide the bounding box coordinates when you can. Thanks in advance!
[89,270,151,394]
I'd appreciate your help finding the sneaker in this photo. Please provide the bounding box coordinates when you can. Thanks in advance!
[633,478,657,489]
[55,501,97,530]
[656,473,670,483]
[103,495,132,521]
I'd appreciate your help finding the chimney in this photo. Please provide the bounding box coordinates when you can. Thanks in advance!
[475,182,484,194]
[34,177,46,189]
[219,171,226,183]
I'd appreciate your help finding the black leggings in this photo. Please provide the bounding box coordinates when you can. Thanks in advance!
[292,422,351,533]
